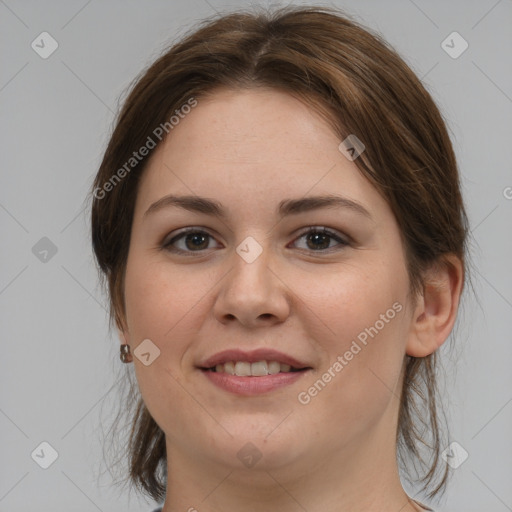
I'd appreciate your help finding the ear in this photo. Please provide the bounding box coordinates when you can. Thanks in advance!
[406,254,464,357]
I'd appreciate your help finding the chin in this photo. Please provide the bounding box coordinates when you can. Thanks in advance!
[203,418,307,470]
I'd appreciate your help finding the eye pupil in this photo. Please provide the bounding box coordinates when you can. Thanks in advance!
[186,233,209,250]
[307,232,330,250]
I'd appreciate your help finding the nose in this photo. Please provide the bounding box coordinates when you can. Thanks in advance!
[212,243,291,328]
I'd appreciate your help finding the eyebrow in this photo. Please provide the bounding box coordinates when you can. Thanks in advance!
[143,194,372,220]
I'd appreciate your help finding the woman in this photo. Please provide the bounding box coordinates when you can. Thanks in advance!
[91,5,468,511]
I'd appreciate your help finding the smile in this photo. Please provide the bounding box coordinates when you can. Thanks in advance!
[200,364,311,396]
[206,360,303,376]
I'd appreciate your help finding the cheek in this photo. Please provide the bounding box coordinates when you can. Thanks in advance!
[123,257,208,433]
[296,314,408,450]
[292,260,409,415]
[123,255,203,343]
[294,260,407,349]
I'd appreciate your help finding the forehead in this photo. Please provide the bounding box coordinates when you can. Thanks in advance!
[134,87,387,222]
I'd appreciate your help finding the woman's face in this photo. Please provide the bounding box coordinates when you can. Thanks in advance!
[121,87,417,476]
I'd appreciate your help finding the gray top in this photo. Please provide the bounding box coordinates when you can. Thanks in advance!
[414,501,434,511]
[150,500,434,511]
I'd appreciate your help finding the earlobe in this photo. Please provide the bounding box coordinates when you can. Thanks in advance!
[406,254,464,357]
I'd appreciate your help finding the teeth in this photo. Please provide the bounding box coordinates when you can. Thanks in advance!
[211,360,299,376]
[251,361,268,376]
[234,361,251,376]
[268,361,280,375]
[224,361,235,375]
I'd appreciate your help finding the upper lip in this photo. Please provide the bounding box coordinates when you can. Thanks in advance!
[198,349,310,369]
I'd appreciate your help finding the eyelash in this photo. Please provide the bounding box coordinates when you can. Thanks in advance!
[161,226,350,255]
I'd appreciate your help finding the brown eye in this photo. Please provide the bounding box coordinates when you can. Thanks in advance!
[162,226,349,256]
[291,227,349,252]
[163,229,219,254]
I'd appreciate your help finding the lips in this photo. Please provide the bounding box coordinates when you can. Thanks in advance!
[197,349,312,396]
[198,348,310,371]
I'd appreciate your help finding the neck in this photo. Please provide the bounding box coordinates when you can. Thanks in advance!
[161,419,423,512]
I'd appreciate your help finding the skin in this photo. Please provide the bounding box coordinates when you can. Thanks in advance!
[119,87,463,512]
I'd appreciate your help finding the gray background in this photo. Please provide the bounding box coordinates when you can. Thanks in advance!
[1,0,511,511]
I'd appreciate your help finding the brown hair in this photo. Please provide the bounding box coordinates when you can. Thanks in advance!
[90,4,469,503]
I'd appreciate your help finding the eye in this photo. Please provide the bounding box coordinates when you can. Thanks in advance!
[162,228,220,254]
[290,226,349,252]
[161,226,349,255]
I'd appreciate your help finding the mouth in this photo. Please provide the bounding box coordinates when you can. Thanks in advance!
[201,360,310,376]
[197,349,313,395]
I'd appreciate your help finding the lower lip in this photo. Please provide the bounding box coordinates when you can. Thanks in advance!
[200,369,310,395]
